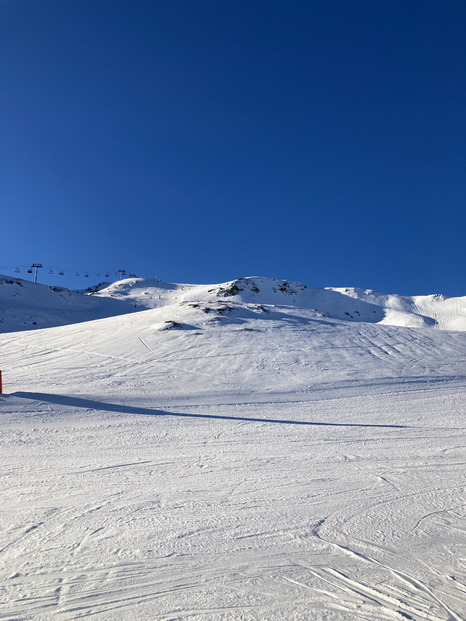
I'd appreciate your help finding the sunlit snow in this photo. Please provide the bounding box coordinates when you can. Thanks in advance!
[0,276,465,620]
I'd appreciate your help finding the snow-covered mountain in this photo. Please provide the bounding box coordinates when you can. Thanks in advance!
[1,274,465,620]
[1,274,465,333]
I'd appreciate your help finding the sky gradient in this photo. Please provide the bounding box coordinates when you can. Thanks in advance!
[1,0,465,295]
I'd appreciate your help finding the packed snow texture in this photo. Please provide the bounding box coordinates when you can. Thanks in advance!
[0,275,465,620]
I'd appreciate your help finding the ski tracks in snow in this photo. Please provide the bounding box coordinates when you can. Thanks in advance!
[295,520,464,621]
[1,309,465,619]
[138,336,234,389]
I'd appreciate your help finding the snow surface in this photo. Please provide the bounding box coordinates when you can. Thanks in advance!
[2,275,466,334]
[0,275,465,620]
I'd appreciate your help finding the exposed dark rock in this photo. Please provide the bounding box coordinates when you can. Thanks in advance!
[162,321,183,330]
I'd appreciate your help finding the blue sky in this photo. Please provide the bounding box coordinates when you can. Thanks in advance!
[1,0,465,295]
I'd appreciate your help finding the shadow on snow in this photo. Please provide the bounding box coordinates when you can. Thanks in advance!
[12,391,411,428]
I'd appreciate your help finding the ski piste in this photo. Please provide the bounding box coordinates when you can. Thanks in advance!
[0,275,465,620]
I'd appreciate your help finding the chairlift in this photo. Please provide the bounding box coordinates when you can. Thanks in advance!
[27,269,33,274]
[84,273,89,277]
[105,273,109,278]
[49,270,54,274]
[75,272,80,276]
[59,271,64,276]
[14,267,20,273]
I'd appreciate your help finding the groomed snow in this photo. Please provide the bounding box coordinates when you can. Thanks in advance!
[0,276,465,620]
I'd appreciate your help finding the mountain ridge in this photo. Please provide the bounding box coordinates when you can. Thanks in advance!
[1,273,465,333]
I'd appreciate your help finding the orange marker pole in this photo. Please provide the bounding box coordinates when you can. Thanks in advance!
[0,370,2,394]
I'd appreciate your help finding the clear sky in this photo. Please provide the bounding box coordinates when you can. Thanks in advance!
[1,0,465,295]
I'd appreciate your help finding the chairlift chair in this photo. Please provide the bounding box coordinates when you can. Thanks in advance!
[59,272,64,276]
[14,267,20,273]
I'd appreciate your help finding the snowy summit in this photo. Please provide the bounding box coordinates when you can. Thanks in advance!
[1,274,465,333]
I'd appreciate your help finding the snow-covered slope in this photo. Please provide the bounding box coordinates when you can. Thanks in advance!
[1,285,464,401]
[0,275,133,333]
[2,274,464,333]
[94,275,466,331]
[0,274,465,620]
